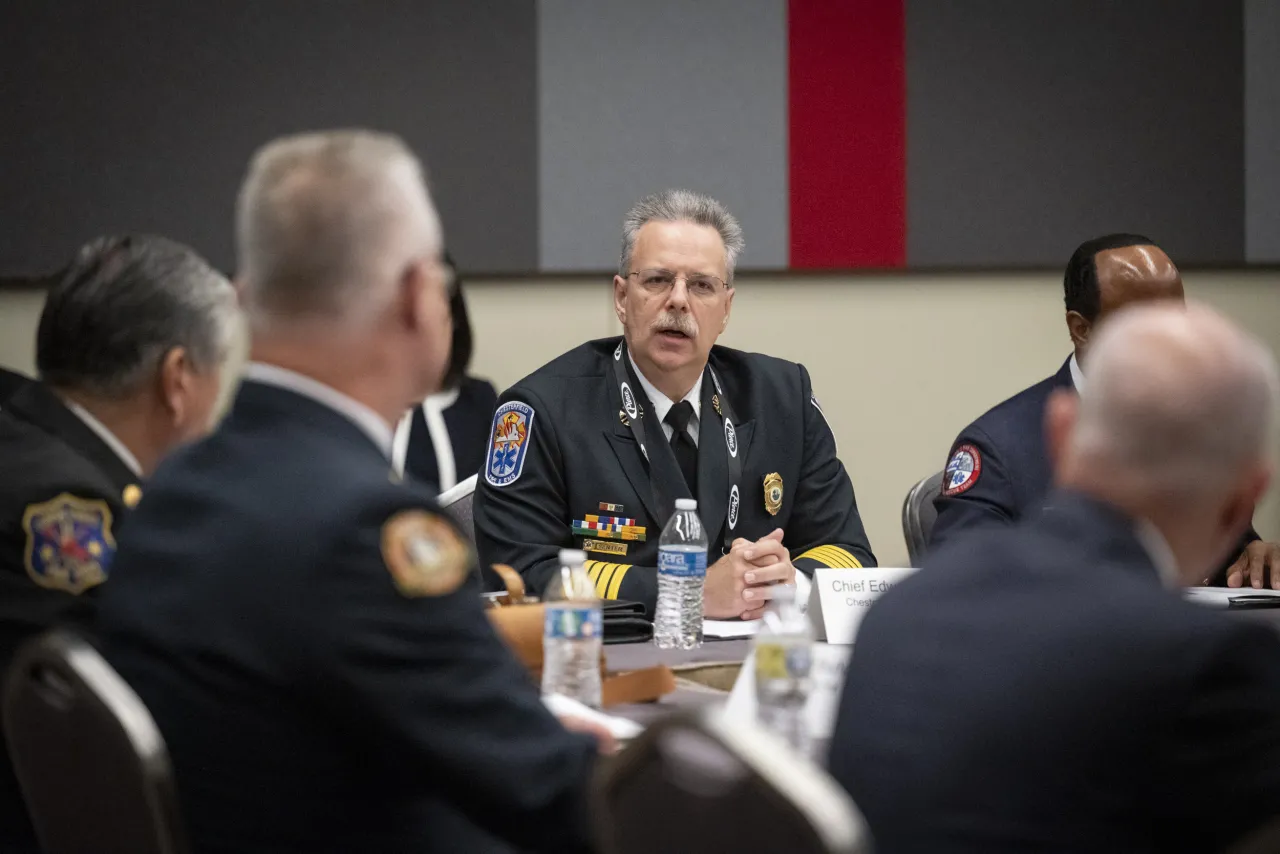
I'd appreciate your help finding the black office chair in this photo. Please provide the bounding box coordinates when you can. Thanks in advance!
[439,473,477,546]
[595,710,869,854]
[3,630,188,854]
[902,470,944,566]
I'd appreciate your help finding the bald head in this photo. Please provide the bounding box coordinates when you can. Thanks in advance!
[1064,235,1185,360]
[1050,302,1278,580]
[236,130,443,325]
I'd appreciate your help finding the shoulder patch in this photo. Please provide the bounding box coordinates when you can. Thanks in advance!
[943,444,983,496]
[381,511,472,597]
[22,493,115,594]
[486,400,535,487]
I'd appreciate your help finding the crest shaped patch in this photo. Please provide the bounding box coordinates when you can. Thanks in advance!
[943,444,983,496]
[22,493,115,594]
[486,401,535,487]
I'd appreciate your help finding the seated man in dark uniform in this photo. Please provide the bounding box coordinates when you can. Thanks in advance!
[473,189,875,619]
[0,235,236,852]
[96,130,605,854]
[931,233,1277,586]
[831,302,1280,854]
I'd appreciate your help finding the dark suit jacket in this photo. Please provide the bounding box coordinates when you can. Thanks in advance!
[0,367,33,404]
[95,380,596,854]
[829,493,1280,854]
[473,337,875,613]
[0,381,139,853]
[402,376,498,490]
[930,357,1259,582]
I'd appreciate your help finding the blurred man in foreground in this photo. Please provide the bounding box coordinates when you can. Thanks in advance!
[831,302,1280,853]
[931,234,1276,585]
[474,189,874,618]
[96,131,604,853]
[0,235,236,853]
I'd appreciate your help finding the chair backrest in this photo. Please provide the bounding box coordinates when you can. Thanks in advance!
[901,470,944,567]
[596,710,870,854]
[439,473,477,546]
[3,630,188,854]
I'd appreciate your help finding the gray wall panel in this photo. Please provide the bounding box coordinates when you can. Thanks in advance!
[0,0,538,274]
[1246,0,1280,263]
[538,0,788,272]
[907,0,1244,267]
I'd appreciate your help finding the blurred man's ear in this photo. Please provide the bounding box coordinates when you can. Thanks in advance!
[1044,389,1079,476]
[158,347,193,423]
[1066,311,1091,352]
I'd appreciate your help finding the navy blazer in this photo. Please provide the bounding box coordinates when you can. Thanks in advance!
[830,493,1280,854]
[931,357,1259,582]
[95,380,595,854]
[400,376,498,491]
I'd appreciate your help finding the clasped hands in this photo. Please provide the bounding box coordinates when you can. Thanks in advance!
[703,528,796,620]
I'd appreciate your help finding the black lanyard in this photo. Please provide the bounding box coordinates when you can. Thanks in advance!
[612,340,743,556]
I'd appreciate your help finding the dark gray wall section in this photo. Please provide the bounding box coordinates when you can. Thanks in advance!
[1246,0,1280,263]
[0,1,538,274]
[538,0,788,272]
[906,0,1244,267]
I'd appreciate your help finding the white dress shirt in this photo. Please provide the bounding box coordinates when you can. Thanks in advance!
[628,353,702,446]
[390,387,461,489]
[244,362,394,459]
[65,400,142,477]
[1069,353,1085,393]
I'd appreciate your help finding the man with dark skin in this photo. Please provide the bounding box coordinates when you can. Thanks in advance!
[931,233,1279,587]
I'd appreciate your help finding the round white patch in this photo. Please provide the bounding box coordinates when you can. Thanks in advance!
[724,419,738,458]
[728,484,741,530]
[621,382,638,420]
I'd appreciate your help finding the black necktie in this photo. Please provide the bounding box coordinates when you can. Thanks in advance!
[665,401,698,496]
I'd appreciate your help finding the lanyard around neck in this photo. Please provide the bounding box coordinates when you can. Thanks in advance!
[612,340,743,555]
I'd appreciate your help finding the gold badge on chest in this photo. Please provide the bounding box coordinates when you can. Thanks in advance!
[763,472,783,516]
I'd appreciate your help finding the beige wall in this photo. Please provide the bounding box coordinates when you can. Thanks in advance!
[3,271,1279,562]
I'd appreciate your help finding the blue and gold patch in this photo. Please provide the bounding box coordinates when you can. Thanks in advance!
[22,493,115,595]
[486,401,535,487]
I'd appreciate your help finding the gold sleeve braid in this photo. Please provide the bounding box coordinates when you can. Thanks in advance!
[794,545,863,569]
[584,559,632,599]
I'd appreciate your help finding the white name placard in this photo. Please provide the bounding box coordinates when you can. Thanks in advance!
[807,567,918,644]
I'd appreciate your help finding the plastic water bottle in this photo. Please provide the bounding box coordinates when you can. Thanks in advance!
[541,549,602,708]
[654,498,708,650]
[753,583,813,756]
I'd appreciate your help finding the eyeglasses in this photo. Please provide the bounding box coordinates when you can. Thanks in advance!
[627,268,728,299]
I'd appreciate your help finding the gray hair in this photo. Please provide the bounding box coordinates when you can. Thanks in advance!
[1073,302,1280,496]
[618,189,745,282]
[36,235,238,398]
[236,129,442,322]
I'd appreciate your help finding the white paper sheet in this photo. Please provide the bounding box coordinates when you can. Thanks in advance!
[542,693,644,740]
[703,619,762,639]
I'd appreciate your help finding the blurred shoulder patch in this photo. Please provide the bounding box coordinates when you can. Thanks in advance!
[380,510,472,597]
[22,493,115,594]
[943,444,982,496]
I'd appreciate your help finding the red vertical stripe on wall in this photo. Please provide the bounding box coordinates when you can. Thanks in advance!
[789,0,906,268]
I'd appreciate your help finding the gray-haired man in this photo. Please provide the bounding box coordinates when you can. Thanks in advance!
[0,233,236,852]
[475,188,877,619]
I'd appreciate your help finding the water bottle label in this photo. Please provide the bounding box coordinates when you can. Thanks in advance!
[658,548,707,579]
[755,642,812,680]
[544,607,602,640]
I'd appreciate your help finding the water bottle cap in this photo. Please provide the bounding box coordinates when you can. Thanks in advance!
[558,549,587,566]
[674,498,698,511]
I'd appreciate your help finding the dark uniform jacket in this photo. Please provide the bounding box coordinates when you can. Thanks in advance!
[0,381,140,853]
[95,379,597,854]
[830,492,1280,854]
[400,376,498,490]
[931,357,1258,583]
[473,338,875,614]
[0,367,33,405]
